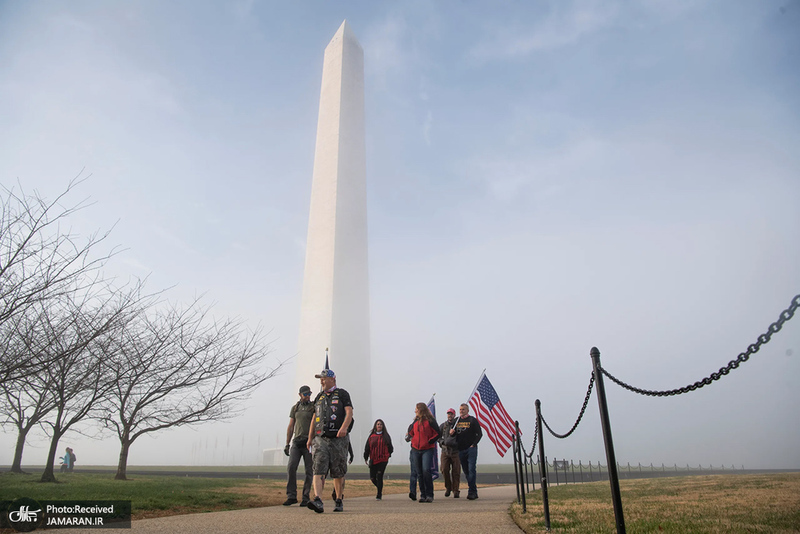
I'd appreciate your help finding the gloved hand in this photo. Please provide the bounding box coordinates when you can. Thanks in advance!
[428,437,437,445]
[283,444,290,456]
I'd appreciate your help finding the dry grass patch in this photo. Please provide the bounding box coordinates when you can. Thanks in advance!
[511,473,800,533]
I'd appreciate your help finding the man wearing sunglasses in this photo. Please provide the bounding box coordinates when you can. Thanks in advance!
[283,385,315,506]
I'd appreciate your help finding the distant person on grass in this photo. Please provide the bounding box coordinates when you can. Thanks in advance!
[306,367,353,513]
[283,385,314,507]
[363,419,394,500]
[59,447,75,472]
[407,402,441,503]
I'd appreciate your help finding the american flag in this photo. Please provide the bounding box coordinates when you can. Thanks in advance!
[468,373,518,457]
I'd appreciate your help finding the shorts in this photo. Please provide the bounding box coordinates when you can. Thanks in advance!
[312,435,349,478]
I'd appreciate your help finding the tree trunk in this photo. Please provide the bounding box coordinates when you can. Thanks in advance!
[10,426,30,473]
[40,429,63,483]
[115,439,132,480]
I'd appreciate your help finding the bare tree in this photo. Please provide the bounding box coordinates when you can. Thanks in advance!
[37,280,143,483]
[101,299,281,480]
[0,302,60,473]
[0,175,117,384]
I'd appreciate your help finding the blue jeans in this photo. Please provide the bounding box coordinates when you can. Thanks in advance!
[411,447,435,499]
[409,450,418,496]
[459,446,478,495]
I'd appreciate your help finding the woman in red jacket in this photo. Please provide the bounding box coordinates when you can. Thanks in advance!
[407,402,441,503]
[363,419,393,500]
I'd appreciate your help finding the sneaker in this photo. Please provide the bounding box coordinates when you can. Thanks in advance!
[282,498,298,506]
[467,493,478,500]
[333,499,343,512]
[307,497,324,513]
[376,495,382,500]
[300,498,309,507]
[409,492,417,501]
[445,489,451,497]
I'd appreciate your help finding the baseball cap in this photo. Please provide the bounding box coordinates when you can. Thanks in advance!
[299,385,312,395]
[447,408,456,415]
[315,369,336,379]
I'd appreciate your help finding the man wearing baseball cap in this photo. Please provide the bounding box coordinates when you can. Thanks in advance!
[439,408,461,498]
[306,367,353,513]
[283,385,314,506]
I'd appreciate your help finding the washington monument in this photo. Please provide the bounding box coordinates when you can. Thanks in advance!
[296,21,371,444]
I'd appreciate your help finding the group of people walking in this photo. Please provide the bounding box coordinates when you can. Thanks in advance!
[407,403,483,502]
[282,363,483,513]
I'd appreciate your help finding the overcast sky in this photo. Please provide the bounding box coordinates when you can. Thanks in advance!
[1,0,799,470]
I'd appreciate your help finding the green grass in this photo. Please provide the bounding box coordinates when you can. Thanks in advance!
[0,472,283,519]
[511,473,800,533]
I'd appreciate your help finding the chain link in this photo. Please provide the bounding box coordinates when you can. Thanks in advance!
[540,372,595,439]
[601,294,799,397]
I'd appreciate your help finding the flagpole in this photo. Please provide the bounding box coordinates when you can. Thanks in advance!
[468,369,487,401]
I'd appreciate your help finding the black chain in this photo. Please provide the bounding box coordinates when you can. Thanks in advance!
[601,294,799,397]
[540,372,595,439]
[524,423,538,459]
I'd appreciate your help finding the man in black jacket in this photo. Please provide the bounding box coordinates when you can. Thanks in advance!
[450,403,482,500]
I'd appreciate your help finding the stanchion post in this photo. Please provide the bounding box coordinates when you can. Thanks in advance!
[535,399,550,531]
[590,346,626,534]
[522,449,531,494]
[513,431,522,504]
[516,421,527,513]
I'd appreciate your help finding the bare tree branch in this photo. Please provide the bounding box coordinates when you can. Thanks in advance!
[100,297,283,480]
[0,173,122,384]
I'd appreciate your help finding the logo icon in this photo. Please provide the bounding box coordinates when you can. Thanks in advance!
[6,498,44,532]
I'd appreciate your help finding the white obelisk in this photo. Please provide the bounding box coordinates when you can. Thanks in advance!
[297,20,371,445]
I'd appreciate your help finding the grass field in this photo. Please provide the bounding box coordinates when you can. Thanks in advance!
[0,471,416,520]
[4,470,798,532]
[510,473,800,533]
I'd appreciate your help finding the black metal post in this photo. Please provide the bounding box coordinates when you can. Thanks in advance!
[513,431,522,504]
[554,458,559,486]
[523,445,531,494]
[590,346,626,534]
[535,399,550,531]
[516,421,527,512]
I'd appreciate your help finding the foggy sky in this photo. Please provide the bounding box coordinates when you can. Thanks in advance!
[0,0,798,470]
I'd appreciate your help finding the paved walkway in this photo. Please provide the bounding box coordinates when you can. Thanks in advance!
[89,485,526,534]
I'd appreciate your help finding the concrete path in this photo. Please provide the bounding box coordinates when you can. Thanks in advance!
[89,485,526,534]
